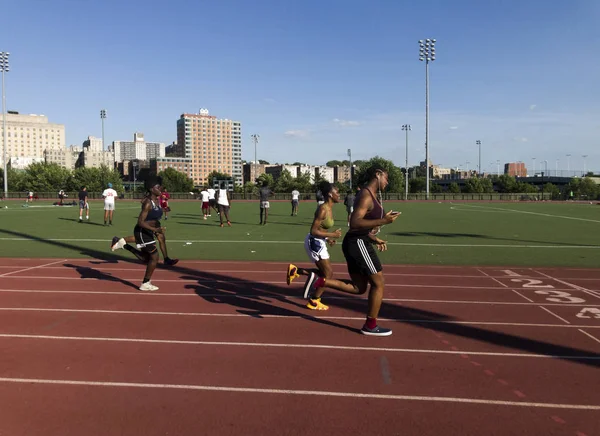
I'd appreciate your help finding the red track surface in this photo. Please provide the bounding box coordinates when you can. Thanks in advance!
[0,258,599,435]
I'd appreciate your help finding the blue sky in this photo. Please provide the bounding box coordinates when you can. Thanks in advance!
[2,0,599,174]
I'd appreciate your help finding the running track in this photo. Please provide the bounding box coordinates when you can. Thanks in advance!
[0,258,599,435]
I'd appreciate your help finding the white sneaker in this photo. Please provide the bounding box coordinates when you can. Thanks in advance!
[139,282,159,291]
[111,237,126,251]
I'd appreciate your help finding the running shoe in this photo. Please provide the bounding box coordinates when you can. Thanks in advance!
[286,264,300,285]
[360,325,393,337]
[307,298,329,311]
[139,281,159,291]
[164,258,179,266]
[111,237,126,251]
[303,272,316,299]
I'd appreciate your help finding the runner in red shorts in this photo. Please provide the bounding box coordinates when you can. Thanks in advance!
[160,188,171,220]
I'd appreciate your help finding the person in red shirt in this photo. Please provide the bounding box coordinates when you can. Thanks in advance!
[160,189,171,220]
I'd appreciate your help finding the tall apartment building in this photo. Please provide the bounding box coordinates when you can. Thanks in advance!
[79,136,114,168]
[0,112,65,166]
[159,109,242,186]
[113,132,165,162]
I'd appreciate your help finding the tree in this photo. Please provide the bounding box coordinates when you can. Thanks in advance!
[22,162,72,192]
[353,156,404,193]
[0,167,27,193]
[159,167,194,192]
[496,174,517,193]
[256,173,274,188]
[258,160,270,165]
[274,169,293,192]
[326,160,342,167]
[542,183,561,200]
[448,182,461,193]
[409,177,426,193]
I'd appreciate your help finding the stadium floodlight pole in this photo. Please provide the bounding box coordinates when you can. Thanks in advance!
[100,109,108,166]
[476,140,481,177]
[555,159,559,175]
[496,159,500,176]
[347,148,352,191]
[250,134,260,181]
[582,154,588,175]
[532,157,536,176]
[566,154,571,173]
[419,38,435,199]
[1,52,9,198]
[402,124,411,200]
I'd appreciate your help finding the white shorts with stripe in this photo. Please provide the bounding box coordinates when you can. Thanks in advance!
[304,233,330,262]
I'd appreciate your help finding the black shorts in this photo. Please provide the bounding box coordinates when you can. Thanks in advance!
[134,224,158,254]
[342,233,382,276]
[209,199,217,207]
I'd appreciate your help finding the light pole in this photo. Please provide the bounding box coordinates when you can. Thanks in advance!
[531,157,536,176]
[132,160,138,194]
[402,124,411,200]
[100,109,108,167]
[555,159,559,176]
[582,154,588,175]
[250,134,259,182]
[347,148,352,191]
[476,140,481,177]
[496,160,501,176]
[566,154,571,173]
[419,38,435,199]
[1,51,9,198]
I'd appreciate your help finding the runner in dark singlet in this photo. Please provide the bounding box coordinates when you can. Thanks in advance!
[287,167,400,336]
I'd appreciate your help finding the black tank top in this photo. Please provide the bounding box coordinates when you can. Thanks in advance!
[145,199,163,222]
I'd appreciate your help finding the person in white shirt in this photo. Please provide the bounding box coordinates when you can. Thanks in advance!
[291,189,300,216]
[216,182,231,227]
[200,187,210,220]
[207,187,218,216]
[102,183,118,226]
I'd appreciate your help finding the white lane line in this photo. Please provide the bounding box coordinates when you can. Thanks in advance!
[0,376,599,410]
[533,270,600,300]
[538,306,571,325]
[477,269,509,289]
[0,307,598,328]
[1,333,598,360]
[511,290,534,303]
[2,288,600,308]
[0,260,67,278]
[578,329,600,345]
[0,275,586,292]
[0,237,598,249]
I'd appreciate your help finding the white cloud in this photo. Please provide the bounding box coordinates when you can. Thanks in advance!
[332,118,361,127]
[529,104,537,111]
[449,126,459,130]
[263,98,276,103]
[284,129,309,138]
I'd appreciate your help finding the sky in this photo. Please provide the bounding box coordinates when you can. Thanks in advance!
[2,0,599,174]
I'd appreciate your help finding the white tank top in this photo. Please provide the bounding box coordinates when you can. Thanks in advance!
[217,189,229,206]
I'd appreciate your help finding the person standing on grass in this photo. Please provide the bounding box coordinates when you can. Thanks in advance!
[259,180,273,225]
[78,186,89,222]
[344,187,359,226]
[110,177,178,291]
[160,188,171,220]
[291,188,300,216]
[207,186,219,216]
[216,182,232,227]
[102,183,118,226]
[200,187,210,220]
[287,166,400,336]
[286,181,343,310]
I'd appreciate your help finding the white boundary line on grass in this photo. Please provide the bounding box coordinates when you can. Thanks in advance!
[0,376,598,409]
[0,237,598,249]
[1,333,599,360]
[449,203,600,224]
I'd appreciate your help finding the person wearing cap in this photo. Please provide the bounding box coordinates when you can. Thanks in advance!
[102,182,118,226]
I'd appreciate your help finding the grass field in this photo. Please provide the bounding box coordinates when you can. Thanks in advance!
[0,199,598,267]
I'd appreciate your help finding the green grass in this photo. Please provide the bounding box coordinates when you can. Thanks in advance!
[0,199,599,267]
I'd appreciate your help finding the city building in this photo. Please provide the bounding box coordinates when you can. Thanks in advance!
[315,165,335,183]
[44,145,83,170]
[158,108,242,186]
[113,132,165,162]
[505,162,527,177]
[0,111,65,166]
[78,136,114,168]
[165,141,184,157]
